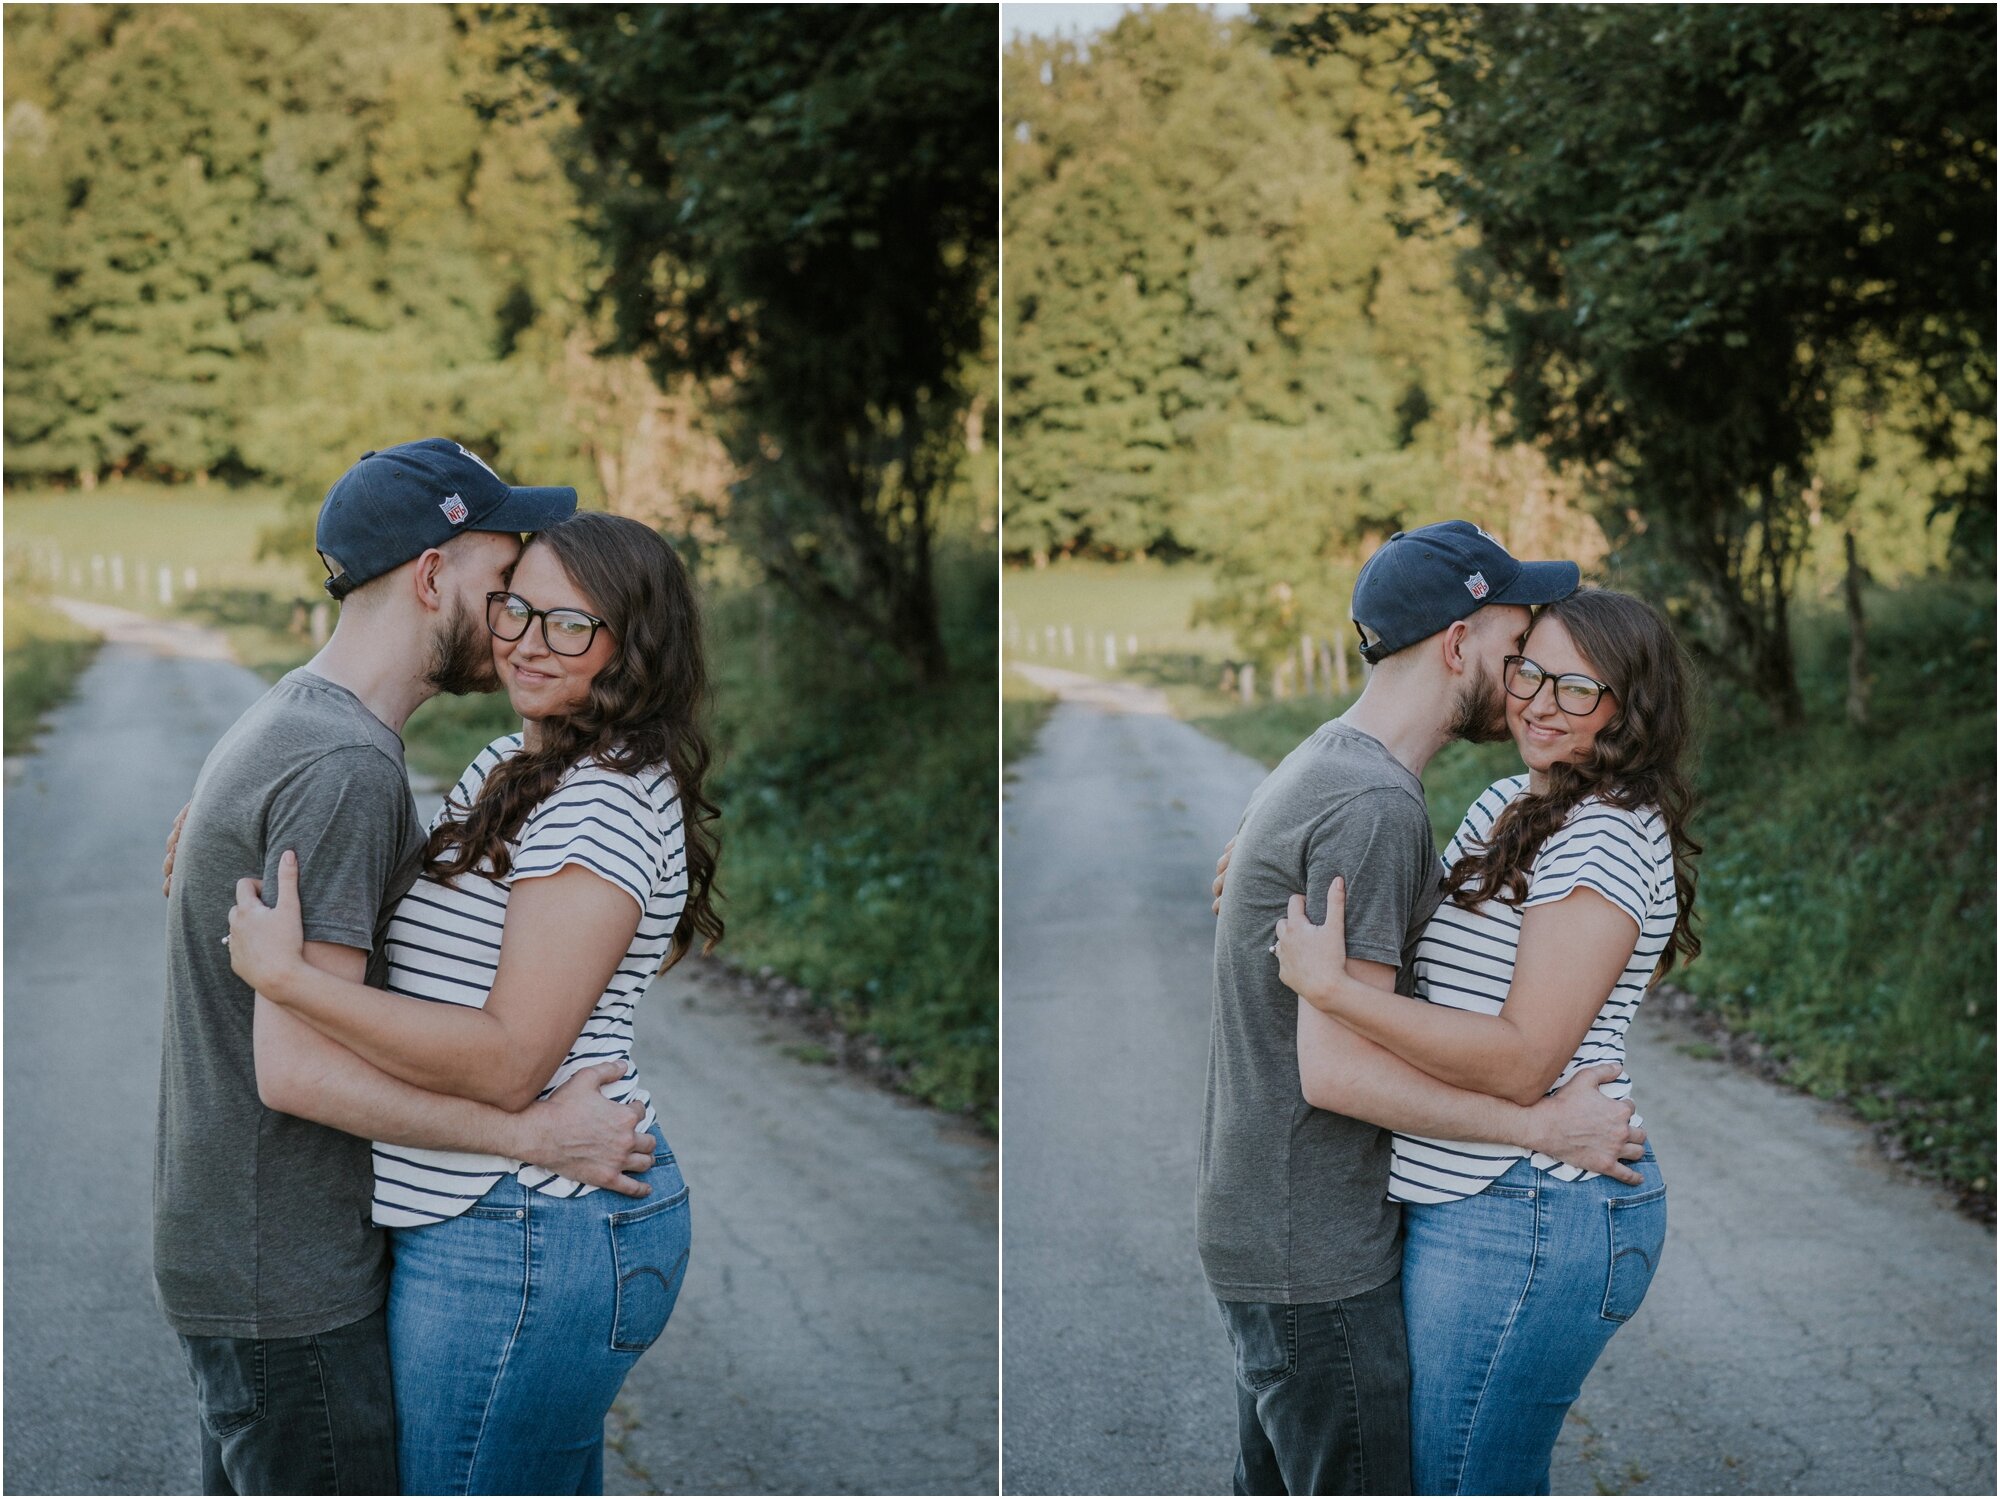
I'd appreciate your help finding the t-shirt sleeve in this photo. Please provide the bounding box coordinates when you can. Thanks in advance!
[511,768,664,915]
[266,746,413,953]
[1303,789,1434,969]
[1524,806,1656,929]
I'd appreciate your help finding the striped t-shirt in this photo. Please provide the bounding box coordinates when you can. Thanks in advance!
[370,734,687,1228]
[1389,775,1675,1206]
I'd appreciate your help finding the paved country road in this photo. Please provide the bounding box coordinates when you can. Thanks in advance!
[1001,663,1995,1497]
[4,603,996,1496]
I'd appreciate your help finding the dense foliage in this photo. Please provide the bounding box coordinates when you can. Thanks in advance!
[1004,6,1991,716]
[516,4,998,683]
[1005,8,1601,668]
[3,5,592,501]
[1284,3,1996,720]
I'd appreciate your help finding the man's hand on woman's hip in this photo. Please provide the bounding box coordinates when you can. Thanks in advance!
[1519,1062,1647,1185]
[509,1061,657,1197]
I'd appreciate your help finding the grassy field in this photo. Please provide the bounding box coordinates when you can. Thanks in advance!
[1003,558,1242,710]
[6,482,317,604]
[3,576,102,756]
[1011,560,1996,1200]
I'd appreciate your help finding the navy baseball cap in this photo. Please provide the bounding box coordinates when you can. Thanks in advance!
[315,438,578,599]
[1351,520,1579,663]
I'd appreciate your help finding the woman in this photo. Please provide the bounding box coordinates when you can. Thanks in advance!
[1273,587,1700,1496]
[226,511,723,1495]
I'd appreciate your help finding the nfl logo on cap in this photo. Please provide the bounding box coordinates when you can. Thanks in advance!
[1465,572,1490,600]
[440,494,470,525]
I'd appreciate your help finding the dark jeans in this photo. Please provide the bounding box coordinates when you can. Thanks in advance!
[1217,1274,1412,1496]
[178,1304,398,1496]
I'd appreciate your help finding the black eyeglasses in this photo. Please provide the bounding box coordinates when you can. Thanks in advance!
[1503,655,1614,715]
[485,592,609,657]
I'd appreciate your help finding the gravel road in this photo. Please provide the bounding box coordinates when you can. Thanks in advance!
[1000,662,1994,1497]
[3,602,996,1496]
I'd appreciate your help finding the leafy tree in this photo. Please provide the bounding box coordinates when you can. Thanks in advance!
[1003,7,1598,677]
[3,4,597,508]
[512,3,997,684]
[1286,3,1996,722]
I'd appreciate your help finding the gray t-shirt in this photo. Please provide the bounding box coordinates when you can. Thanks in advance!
[153,670,425,1338]
[1197,720,1443,1304]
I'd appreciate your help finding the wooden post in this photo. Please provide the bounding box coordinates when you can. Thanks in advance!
[158,566,173,606]
[1335,634,1351,695]
[310,602,331,645]
[1844,529,1870,728]
[1240,663,1256,704]
[1103,633,1117,669]
[1061,625,1074,658]
[109,556,125,593]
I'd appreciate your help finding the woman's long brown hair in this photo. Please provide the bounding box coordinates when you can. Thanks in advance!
[424,511,723,968]
[1441,587,1702,975]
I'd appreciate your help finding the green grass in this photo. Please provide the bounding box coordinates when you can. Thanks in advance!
[1002,667,1054,768]
[1675,583,1995,1197]
[3,578,102,755]
[6,481,319,676]
[1003,558,1238,705]
[703,547,997,1124]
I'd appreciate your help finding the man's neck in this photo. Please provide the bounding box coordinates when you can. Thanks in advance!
[301,623,435,737]
[1337,677,1454,781]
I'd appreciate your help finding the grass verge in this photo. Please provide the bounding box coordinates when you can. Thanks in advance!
[3,586,102,755]
[1002,667,1054,769]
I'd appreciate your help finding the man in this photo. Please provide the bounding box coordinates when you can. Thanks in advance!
[1199,521,1647,1496]
[155,439,656,1496]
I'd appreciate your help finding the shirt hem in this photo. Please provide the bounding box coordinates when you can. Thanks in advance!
[1204,1251,1403,1306]
[160,1278,387,1341]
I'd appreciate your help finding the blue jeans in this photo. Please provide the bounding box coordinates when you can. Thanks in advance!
[178,1305,398,1495]
[387,1130,691,1496]
[1401,1148,1666,1496]
[1216,1276,1412,1496]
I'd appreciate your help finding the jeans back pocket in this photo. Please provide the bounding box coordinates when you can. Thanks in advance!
[1600,1185,1667,1323]
[609,1184,691,1353]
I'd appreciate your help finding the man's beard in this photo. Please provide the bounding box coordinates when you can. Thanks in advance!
[1446,658,1511,744]
[425,595,497,697]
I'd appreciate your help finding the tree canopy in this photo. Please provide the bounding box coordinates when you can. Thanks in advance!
[3,5,593,504]
[516,3,998,684]
[1285,2,1996,718]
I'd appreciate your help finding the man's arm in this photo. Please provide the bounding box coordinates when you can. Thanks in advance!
[253,941,655,1196]
[1296,957,1644,1183]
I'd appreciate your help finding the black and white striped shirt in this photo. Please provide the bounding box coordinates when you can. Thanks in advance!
[371,734,687,1228]
[1389,775,1674,1206]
